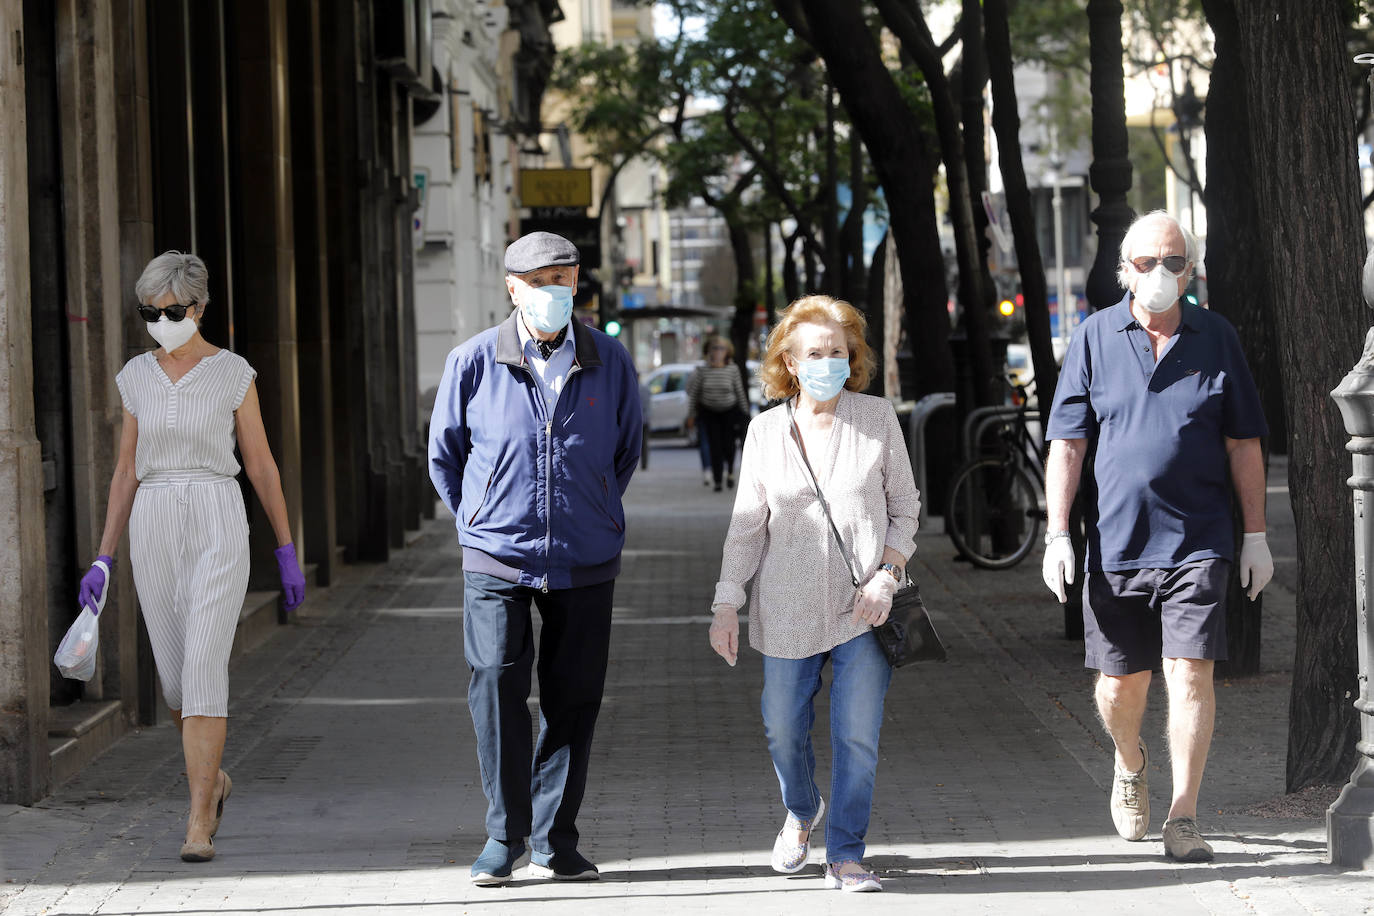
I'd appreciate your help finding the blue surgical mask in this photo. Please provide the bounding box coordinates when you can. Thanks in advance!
[521,284,575,334]
[795,357,850,402]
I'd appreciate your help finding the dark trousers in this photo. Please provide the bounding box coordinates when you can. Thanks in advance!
[461,571,615,855]
[700,408,737,484]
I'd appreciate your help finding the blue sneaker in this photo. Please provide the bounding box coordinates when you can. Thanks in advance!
[470,837,526,886]
[527,849,600,881]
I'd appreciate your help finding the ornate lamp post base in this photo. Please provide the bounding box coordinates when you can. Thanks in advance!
[1328,320,1374,869]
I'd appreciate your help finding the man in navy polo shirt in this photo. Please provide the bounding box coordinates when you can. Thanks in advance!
[1041,210,1272,862]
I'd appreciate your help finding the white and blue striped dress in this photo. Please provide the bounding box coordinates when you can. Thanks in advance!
[116,349,256,717]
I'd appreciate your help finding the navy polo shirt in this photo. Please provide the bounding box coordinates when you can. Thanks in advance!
[1046,295,1267,572]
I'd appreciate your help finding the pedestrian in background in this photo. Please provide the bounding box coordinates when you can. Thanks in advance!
[76,251,306,863]
[688,335,749,491]
[1042,210,1272,862]
[708,295,919,893]
[696,336,715,486]
[428,231,642,886]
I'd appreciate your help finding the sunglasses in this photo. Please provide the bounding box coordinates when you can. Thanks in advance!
[137,302,196,322]
[1129,255,1188,277]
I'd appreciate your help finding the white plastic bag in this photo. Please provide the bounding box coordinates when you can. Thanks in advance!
[54,608,100,682]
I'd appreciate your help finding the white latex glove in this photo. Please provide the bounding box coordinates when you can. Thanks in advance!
[1042,535,1075,603]
[853,572,898,626]
[709,604,739,667]
[1239,532,1274,601]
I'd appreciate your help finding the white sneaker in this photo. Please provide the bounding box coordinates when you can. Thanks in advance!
[1110,740,1149,841]
[770,797,824,873]
[702,470,712,486]
[1162,816,1214,862]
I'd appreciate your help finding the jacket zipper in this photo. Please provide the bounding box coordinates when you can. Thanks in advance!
[532,357,583,594]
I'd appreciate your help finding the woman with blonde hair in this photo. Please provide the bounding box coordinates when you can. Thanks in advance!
[707,295,920,892]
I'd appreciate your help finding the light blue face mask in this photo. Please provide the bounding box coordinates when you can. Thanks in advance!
[521,284,575,334]
[795,356,850,402]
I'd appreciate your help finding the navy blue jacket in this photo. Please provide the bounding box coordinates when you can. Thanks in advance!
[428,312,642,590]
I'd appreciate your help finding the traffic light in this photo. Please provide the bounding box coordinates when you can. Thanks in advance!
[604,318,622,337]
[998,299,1016,317]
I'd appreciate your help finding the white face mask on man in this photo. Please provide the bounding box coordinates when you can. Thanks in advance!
[1133,265,1182,314]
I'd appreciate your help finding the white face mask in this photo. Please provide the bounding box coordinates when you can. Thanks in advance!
[1133,265,1181,314]
[146,314,199,351]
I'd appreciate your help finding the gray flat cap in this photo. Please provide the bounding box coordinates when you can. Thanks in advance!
[504,231,580,273]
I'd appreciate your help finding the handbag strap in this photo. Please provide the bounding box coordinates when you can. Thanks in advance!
[787,399,861,588]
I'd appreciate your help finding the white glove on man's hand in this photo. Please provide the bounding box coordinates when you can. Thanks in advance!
[709,604,739,667]
[1042,535,1075,604]
[1239,532,1274,601]
[853,572,899,626]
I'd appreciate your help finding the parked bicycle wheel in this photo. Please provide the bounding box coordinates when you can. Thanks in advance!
[945,457,1043,569]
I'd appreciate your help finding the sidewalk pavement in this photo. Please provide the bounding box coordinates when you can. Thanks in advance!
[1,442,1369,915]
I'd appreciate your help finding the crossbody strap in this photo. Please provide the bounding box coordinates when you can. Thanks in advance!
[787,400,861,588]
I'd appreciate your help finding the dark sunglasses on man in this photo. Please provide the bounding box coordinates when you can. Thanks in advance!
[1129,255,1188,277]
[137,302,196,322]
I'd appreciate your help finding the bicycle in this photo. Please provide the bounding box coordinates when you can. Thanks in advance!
[944,381,1047,569]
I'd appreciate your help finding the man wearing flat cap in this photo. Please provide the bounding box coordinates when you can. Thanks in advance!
[429,231,642,885]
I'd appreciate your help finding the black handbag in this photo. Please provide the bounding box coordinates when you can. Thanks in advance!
[787,402,947,667]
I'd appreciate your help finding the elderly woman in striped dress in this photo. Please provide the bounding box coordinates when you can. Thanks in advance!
[75,251,305,862]
[707,295,920,893]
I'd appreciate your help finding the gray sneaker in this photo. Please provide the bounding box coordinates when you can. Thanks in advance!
[1162,816,1214,862]
[1110,740,1149,841]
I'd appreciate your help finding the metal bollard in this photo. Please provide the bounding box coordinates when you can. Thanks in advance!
[1327,320,1374,868]
[908,393,957,527]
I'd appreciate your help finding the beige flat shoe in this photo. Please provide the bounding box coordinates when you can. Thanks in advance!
[210,771,232,837]
[180,838,215,862]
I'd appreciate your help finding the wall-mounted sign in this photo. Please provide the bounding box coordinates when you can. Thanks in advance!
[520,168,593,209]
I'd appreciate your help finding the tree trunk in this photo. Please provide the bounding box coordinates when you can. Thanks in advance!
[726,215,758,373]
[984,0,1057,408]
[1200,0,1284,676]
[774,0,956,401]
[874,0,996,409]
[1232,0,1365,791]
[1084,0,1133,310]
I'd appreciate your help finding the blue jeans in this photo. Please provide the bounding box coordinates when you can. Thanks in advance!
[760,630,892,864]
[462,571,614,856]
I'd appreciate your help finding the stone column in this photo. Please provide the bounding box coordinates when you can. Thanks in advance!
[286,0,339,584]
[1328,281,1374,867]
[230,0,304,590]
[55,0,132,707]
[0,5,52,803]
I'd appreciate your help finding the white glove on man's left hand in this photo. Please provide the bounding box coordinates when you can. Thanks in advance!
[854,572,899,625]
[1239,532,1274,601]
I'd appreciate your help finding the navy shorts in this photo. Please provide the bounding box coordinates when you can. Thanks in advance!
[1082,559,1230,675]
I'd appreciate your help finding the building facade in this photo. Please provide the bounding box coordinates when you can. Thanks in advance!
[0,0,552,806]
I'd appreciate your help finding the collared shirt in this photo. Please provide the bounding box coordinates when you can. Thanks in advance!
[1046,294,1267,572]
[514,308,576,413]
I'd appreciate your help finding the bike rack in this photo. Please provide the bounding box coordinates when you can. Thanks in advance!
[907,392,957,526]
[969,409,1043,463]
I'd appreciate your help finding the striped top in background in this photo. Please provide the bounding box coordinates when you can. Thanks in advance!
[115,349,257,481]
[687,364,748,416]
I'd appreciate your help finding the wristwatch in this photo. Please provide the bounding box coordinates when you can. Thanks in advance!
[877,562,904,582]
[1044,529,1070,546]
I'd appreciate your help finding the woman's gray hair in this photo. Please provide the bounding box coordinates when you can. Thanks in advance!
[135,251,210,306]
[1116,210,1204,288]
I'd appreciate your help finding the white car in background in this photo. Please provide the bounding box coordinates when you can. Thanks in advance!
[643,360,762,444]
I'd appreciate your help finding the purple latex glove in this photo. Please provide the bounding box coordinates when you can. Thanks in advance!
[78,555,114,615]
[274,543,306,611]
